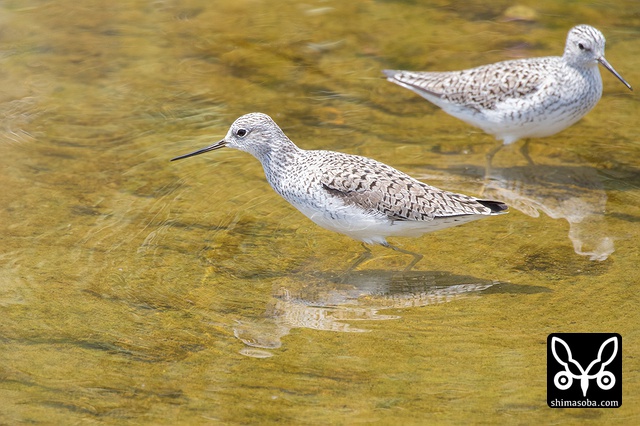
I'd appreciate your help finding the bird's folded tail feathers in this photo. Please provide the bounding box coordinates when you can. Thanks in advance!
[476,199,509,214]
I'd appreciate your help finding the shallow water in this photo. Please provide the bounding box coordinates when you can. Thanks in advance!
[1,0,639,424]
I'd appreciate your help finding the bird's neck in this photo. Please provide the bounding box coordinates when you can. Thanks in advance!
[255,138,301,169]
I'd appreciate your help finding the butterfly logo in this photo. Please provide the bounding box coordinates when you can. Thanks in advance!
[551,336,618,397]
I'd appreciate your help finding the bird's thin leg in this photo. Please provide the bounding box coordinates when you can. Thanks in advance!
[485,142,503,177]
[519,139,535,165]
[382,242,424,272]
[344,243,373,273]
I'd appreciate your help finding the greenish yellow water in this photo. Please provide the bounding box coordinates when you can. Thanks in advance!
[1,1,639,424]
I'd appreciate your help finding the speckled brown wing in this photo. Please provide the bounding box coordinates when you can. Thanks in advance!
[317,153,493,221]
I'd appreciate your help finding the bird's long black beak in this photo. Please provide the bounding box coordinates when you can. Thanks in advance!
[598,57,633,91]
[171,139,227,161]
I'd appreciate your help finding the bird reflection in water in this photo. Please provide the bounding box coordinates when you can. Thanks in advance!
[233,270,546,358]
[481,163,614,261]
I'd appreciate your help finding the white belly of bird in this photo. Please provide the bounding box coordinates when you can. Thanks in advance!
[292,201,484,245]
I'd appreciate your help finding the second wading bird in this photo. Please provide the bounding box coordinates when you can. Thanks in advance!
[172,113,508,271]
[384,25,632,167]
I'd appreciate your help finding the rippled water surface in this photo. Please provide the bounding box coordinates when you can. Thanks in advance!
[1,1,638,424]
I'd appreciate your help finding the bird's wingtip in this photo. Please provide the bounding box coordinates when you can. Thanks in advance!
[477,199,509,214]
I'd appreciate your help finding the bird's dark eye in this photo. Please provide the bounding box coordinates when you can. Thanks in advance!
[578,43,585,50]
[236,128,248,137]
